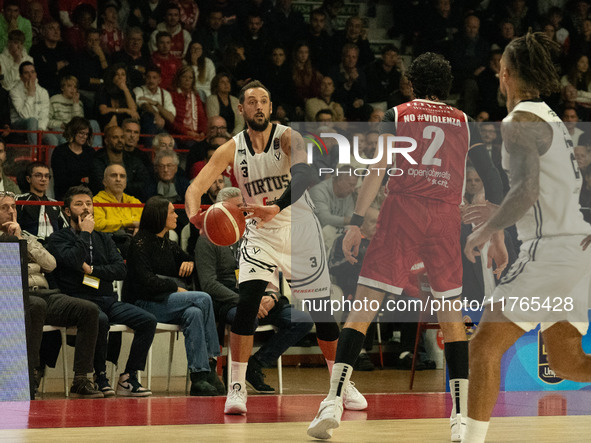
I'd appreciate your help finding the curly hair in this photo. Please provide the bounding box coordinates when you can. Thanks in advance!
[405,52,453,100]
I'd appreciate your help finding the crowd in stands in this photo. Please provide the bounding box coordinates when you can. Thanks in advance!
[5,0,591,395]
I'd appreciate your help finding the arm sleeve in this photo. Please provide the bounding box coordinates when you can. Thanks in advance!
[26,236,56,273]
[195,239,240,303]
[378,108,397,135]
[92,234,127,281]
[127,239,178,297]
[38,89,50,130]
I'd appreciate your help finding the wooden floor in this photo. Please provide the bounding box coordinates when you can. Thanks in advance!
[1,367,589,442]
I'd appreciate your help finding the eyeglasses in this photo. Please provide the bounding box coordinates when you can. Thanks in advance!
[32,173,51,179]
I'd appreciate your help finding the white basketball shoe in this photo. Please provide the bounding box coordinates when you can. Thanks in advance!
[307,397,344,440]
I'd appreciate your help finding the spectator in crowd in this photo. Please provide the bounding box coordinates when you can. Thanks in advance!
[0,0,32,53]
[309,165,358,249]
[464,166,484,204]
[70,28,108,114]
[503,0,537,37]
[152,132,175,155]
[268,0,305,49]
[196,187,314,394]
[169,65,207,143]
[99,2,123,56]
[58,0,98,29]
[16,161,68,241]
[318,0,343,36]
[10,61,53,147]
[449,14,489,117]
[476,49,506,121]
[192,8,232,67]
[63,4,96,52]
[547,6,570,53]
[96,63,139,129]
[365,44,402,105]
[134,65,176,139]
[90,125,149,201]
[331,16,374,68]
[121,118,152,173]
[580,165,591,223]
[127,0,166,37]
[30,20,72,95]
[368,108,384,123]
[240,12,268,79]
[492,19,516,52]
[51,117,95,200]
[304,8,333,75]
[387,74,414,108]
[575,144,591,171]
[93,164,142,256]
[111,27,151,90]
[2,189,105,399]
[176,0,200,33]
[185,41,216,98]
[478,122,508,195]
[149,3,191,59]
[185,116,230,176]
[563,106,585,145]
[201,174,225,205]
[151,31,183,90]
[47,185,156,398]
[27,1,46,47]
[330,43,372,121]
[206,73,243,136]
[219,43,250,92]
[48,75,101,147]
[125,195,224,396]
[148,149,189,204]
[261,45,294,113]
[291,42,323,112]
[0,30,33,91]
[188,135,231,180]
[561,54,591,118]
[0,138,21,193]
[305,76,345,122]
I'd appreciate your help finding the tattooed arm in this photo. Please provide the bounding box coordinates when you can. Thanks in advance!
[465,111,550,260]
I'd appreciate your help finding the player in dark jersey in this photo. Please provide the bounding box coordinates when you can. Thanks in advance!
[307,52,507,441]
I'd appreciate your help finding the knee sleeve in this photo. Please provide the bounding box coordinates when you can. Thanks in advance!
[309,297,340,342]
[231,280,268,336]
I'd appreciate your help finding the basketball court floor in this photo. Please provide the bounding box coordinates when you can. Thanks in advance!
[0,367,589,442]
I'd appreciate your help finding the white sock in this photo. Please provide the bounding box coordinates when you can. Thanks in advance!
[449,378,468,417]
[325,359,335,375]
[463,417,489,443]
[231,361,248,386]
[326,362,352,401]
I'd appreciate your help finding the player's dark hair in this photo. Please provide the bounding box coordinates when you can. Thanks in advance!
[63,185,93,209]
[406,52,453,100]
[139,196,170,234]
[503,31,561,96]
[238,80,272,104]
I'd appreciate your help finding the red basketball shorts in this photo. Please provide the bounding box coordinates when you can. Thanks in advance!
[358,193,463,299]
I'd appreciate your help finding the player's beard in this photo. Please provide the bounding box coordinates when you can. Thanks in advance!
[247,114,270,132]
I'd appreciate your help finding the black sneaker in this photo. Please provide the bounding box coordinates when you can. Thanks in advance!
[246,357,275,394]
[117,372,152,397]
[94,372,115,397]
[189,371,219,396]
[354,353,375,371]
[71,377,104,399]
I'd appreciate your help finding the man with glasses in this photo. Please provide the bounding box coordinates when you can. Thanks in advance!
[186,116,230,178]
[16,161,67,243]
[0,137,21,194]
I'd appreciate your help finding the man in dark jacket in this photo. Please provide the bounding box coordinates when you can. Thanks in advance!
[47,185,156,397]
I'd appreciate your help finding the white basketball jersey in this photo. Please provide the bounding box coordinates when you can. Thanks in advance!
[502,101,591,242]
[233,123,316,230]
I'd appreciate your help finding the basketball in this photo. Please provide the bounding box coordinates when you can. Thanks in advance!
[203,202,246,246]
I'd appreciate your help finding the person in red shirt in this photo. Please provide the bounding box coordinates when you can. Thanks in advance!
[169,65,207,144]
[151,31,182,90]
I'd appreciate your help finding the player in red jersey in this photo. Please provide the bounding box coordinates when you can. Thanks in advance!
[307,52,507,441]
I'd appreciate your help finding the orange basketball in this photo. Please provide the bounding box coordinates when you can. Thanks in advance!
[203,202,246,246]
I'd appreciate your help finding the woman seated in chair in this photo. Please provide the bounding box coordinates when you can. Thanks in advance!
[124,196,224,396]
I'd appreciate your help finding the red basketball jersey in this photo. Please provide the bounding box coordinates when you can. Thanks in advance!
[382,99,471,205]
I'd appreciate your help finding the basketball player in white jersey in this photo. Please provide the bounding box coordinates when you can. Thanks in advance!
[185,81,366,414]
[462,33,591,442]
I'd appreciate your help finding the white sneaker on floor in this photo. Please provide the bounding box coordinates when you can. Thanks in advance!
[450,413,466,442]
[342,381,367,411]
[224,382,247,415]
[307,397,343,440]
